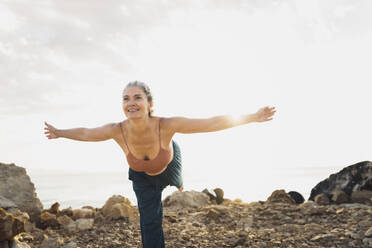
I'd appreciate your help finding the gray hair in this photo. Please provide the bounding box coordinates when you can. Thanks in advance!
[124,81,154,117]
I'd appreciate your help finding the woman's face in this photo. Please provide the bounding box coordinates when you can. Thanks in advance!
[122,86,152,119]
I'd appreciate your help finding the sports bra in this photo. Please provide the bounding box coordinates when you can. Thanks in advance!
[119,119,173,174]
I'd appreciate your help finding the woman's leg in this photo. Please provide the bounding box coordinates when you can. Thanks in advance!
[132,179,165,248]
[162,140,183,190]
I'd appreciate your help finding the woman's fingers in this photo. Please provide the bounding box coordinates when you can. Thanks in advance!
[256,106,276,122]
[44,121,57,139]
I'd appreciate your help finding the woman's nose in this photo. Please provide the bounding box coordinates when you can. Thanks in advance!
[126,99,136,105]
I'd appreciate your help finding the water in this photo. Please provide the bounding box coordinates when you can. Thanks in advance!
[27,169,136,209]
[27,166,341,210]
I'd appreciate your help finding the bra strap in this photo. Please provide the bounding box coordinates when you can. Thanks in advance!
[119,122,130,151]
[158,118,162,147]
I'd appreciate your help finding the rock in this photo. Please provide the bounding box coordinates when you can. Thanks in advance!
[332,189,349,204]
[10,239,31,248]
[288,191,305,204]
[6,209,29,223]
[363,238,372,247]
[101,195,137,221]
[56,215,78,233]
[309,161,372,201]
[303,223,324,234]
[206,209,220,219]
[314,193,330,205]
[60,207,73,217]
[65,221,77,233]
[202,189,216,201]
[72,208,94,220]
[109,203,132,220]
[0,163,43,221]
[57,215,73,228]
[40,235,63,248]
[14,232,34,243]
[0,241,8,248]
[82,206,94,210]
[214,188,224,204]
[62,241,77,248]
[0,208,24,241]
[299,200,316,209]
[76,218,94,231]
[365,227,372,237]
[266,190,296,204]
[39,211,59,229]
[358,219,372,228]
[0,196,17,209]
[310,233,335,241]
[350,190,372,203]
[163,191,210,209]
[48,203,60,215]
[24,221,35,233]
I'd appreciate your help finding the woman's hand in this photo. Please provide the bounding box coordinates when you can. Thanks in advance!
[44,122,59,139]
[254,106,276,122]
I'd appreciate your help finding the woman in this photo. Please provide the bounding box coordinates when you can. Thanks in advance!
[44,81,276,248]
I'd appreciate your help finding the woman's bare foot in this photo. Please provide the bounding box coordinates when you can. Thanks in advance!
[178,186,184,192]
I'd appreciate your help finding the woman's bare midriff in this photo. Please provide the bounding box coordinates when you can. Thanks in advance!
[145,165,168,176]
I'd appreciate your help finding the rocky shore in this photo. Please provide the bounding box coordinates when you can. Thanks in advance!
[1,161,372,248]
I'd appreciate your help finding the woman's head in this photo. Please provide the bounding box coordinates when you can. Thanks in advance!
[122,81,154,118]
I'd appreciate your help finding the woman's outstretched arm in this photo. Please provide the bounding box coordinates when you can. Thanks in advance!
[44,122,116,141]
[165,106,276,134]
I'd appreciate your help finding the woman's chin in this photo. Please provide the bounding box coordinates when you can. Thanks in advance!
[126,113,145,119]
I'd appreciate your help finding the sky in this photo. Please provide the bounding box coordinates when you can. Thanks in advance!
[1,0,371,202]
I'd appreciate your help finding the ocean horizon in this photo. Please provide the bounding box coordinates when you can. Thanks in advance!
[27,165,342,209]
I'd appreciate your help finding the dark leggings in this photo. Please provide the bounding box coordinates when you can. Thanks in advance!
[128,140,183,248]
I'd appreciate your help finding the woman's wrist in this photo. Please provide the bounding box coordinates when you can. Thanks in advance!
[244,113,259,124]
[54,129,62,138]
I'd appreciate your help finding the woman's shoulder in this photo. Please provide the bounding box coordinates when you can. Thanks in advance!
[157,116,176,125]
[107,121,126,135]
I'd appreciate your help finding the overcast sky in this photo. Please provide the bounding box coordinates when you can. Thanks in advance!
[1,0,371,200]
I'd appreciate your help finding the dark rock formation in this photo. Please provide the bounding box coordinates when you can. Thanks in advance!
[309,161,372,201]
[0,163,43,221]
[288,191,305,204]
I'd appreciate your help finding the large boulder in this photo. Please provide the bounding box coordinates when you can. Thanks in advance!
[0,163,43,221]
[309,161,372,202]
[163,190,210,209]
[101,195,138,221]
[0,196,17,209]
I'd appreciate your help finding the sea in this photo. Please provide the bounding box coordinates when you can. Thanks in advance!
[27,166,341,210]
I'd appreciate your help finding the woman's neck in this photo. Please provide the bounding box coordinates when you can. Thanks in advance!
[127,116,153,133]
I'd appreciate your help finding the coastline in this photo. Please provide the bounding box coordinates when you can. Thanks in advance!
[26,166,341,209]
